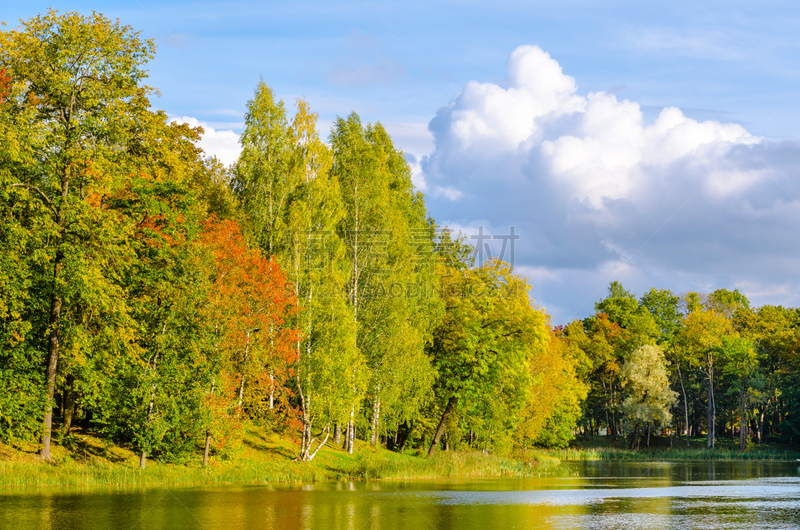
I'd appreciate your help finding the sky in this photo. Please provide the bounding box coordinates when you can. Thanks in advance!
[6,1,800,323]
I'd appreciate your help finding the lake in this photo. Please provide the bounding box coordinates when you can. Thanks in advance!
[2,461,799,529]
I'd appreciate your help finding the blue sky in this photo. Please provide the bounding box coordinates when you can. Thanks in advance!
[6,1,800,323]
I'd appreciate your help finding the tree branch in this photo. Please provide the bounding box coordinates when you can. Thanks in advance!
[10,183,56,213]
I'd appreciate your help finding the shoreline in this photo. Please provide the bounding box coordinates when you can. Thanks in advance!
[1,431,797,491]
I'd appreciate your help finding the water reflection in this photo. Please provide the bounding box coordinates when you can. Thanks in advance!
[1,462,798,530]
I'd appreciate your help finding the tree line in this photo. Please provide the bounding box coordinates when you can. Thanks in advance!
[0,10,584,466]
[562,281,800,450]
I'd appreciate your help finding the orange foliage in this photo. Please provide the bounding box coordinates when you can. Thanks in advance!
[201,218,299,418]
[0,68,9,103]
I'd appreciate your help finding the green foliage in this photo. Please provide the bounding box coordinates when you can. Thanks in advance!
[427,261,550,454]
[640,288,681,345]
[596,281,659,347]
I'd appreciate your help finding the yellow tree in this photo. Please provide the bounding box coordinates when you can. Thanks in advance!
[675,307,732,448]
[516,330,587,448]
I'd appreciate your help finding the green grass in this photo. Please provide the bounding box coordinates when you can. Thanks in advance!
[0,428,556,490]
[3,431,797,491]
[538,435,800,462]
[347,448,560,480]
[0,444,332,489]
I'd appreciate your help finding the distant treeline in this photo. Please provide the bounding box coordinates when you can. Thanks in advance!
[561,282,800,450]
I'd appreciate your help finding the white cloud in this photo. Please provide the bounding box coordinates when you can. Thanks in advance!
[169,116,241,166]
[421,45,800,322]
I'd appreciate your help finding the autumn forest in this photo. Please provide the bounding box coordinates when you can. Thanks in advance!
[2,11,800,470]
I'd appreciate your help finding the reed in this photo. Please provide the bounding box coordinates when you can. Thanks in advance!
[346,449,561,480]
[535,445,800,461]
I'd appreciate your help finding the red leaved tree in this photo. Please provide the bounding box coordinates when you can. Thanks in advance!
[200,218,299,464]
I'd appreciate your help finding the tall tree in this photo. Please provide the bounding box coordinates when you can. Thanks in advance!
[330,114,441,452]
[718,336,757,451]
[426,261,548,456]
[282,101,361,461]
[233,81,293,255]
[0,9,197,459]
[675,306,732,449]
[516,329,587,449]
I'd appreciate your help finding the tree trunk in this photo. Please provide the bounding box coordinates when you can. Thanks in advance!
[611,385,618,442]
[140,323,166,470]
[203,377,215,467]
[297,382,315,461]
[238,330,251,412]
[677,364,690,447]
[601,380,612,441]
[334,423,341,446]
[203,430,212,467]
[60,374,77,438]
[370,388,381,447]
[269,371,274,409]
[397,422,411,451]
[739,387,748,452]
[345,405,355,454]
[346,420,355,454]
[41,251,64,460]
[306,426,330,462]
[428,396,457,457]
[707,357,715,449]
[140,387,156,470]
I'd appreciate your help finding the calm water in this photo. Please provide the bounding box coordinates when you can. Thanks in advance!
[2,461,799,529]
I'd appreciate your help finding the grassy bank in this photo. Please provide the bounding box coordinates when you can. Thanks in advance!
[0,427,557,490]
[537,435,800,461]
[3,431,797,490]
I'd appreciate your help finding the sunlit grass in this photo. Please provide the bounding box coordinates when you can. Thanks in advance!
[3,430,796,490]
[540,435,800,461]
[0,428,557,490]
[346,448,560,480]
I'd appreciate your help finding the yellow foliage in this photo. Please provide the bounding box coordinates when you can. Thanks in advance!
[516,330,587,445]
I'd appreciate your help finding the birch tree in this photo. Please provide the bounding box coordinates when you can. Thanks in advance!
[282,101,362,461]
[330,114,440,451]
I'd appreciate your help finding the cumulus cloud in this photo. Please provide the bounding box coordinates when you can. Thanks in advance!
[421,45,800,322]
[169,116,241,166]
